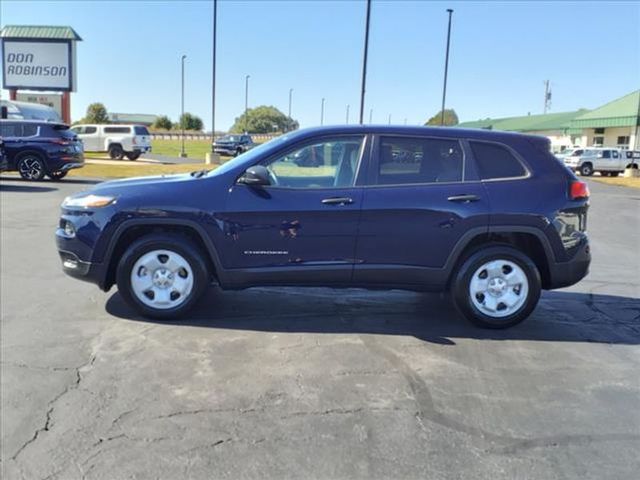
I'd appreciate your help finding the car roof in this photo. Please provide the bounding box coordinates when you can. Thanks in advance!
[0,118,67,127]
[283,124,548,143]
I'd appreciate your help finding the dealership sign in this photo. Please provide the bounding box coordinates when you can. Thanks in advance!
[2,40,76,91]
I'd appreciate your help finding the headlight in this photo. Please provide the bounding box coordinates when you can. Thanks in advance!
[62,194,116,208]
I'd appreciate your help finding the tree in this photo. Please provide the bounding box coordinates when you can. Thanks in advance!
[230,105,299,134]
[153,115,173,130]
[84,103,109,124]
[424,109,459,126]
[178,112,204,131]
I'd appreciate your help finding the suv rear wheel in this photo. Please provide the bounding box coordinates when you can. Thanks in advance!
[126,152,141,161]
[17,154,46,181]
[579,163,593,176]
[116,234,209,319]
[451,245,541,329]
[109,144,125,160]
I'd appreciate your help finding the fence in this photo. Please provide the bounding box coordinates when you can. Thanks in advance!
[150,132,280,143]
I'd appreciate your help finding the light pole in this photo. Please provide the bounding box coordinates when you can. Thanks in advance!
[288,88,293,131]
[320,97,325,126]
[244,74,250,132]
[440,9,454,126]
[359,0,372,124]
[388,114,392,125]
[346,104,350,124]
[369,108,373,124]
[211,0,217,158]
[180,54,187,158]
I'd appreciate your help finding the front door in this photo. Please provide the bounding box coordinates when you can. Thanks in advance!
[354,134,489,288]
[220,135,368,287]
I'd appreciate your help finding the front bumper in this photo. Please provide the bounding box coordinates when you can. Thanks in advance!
[214,146,237,155]
[547,238,591,289]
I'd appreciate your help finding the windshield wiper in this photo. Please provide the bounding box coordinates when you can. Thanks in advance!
[190,169,209,178]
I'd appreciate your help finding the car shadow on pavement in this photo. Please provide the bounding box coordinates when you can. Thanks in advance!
[106,288,640,346]
[0,182,58,193]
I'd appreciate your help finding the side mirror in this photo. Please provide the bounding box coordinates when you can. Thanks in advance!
[238,165,271,186]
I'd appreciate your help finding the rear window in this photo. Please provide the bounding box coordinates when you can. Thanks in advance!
[469,141,527,180]
[0,123,21,137]
[104,127,131,134]
[134,126,149,135]
[84,126,97,134]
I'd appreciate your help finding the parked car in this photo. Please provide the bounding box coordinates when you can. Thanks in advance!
[213,134,254,157]
[0,120,84,180]
[563,147,632,176]
[70,124,151,160]
[0,137,8,172]
[56,126,590,328]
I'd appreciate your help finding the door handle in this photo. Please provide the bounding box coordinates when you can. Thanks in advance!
[447,194,480,203]
[322,197,354,206]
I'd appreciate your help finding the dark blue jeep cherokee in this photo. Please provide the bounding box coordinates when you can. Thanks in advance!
[56,126,590,328]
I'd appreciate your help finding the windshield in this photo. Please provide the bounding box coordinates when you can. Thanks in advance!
[208,134,292,177]
[569,149,584,156]
[220,135,241,142]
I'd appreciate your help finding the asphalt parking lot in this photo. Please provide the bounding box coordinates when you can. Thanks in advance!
[1,176,639,480]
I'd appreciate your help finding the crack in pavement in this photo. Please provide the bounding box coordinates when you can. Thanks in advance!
[358,334,640,453]
[9,354,97,462]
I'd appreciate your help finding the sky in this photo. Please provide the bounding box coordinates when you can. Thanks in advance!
[1,0,639,131]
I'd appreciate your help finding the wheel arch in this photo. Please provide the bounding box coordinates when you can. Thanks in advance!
[445,226,555,289]
[101,219,223,291]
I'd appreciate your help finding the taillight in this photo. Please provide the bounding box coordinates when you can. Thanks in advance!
[570,181,589,200]
[50,138,71,146]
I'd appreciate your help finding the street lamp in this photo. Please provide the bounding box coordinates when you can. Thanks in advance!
[321,97,325,126]
[211,0,218,157]
[244,74,250,132]
[359,0,372,124]
[180,54,187,158]
[288,88,293,131]
[440,9,454,126]
[346,104,350,124]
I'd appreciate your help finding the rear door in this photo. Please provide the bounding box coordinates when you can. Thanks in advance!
[353,134,489,288]
[81,126,100,151]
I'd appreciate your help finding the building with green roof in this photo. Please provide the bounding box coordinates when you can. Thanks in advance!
[459,90,640,151]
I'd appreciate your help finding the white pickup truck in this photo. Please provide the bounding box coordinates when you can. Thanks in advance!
[71,124,151,160]
[563,147,638,176]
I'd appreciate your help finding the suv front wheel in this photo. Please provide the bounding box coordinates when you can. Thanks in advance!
[116,234,209,319]
[451,246,541,329]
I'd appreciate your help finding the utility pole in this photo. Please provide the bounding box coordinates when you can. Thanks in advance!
[321,97,325,125]
[244,74,250,132]
[388,113,392,125]
[211,0,217,156]
[369,108,373,124]
[359,0,372,124]
[180,54,187,157]
[543,80,552,114]
[346,104,350,124]
[440,9,453,126]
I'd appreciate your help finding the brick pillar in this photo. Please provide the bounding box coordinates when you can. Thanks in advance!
[9,89,17,101]
[61,91,71,124]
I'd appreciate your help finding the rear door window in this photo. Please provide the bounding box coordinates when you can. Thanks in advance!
[375,136,464,185]
[22,124,38,137]
[104,127,131,134]
[134,126,149,135]
[84,126,97,134]
[0,123,21,137]
[469,141,527,180]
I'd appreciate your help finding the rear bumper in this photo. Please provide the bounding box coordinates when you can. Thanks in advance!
[132,146,151,153]
[546,239,591,289]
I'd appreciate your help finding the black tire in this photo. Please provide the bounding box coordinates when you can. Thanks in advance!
[600,171,610,177]
[234,148,243,157]
[126,152,141,161]
[116,234,209,319]
[451,245,541,329]
[109,144,125,160]
[47,170,68,181]
[579,163,593,176]
[17,153,46,181]
[610,172,619,177]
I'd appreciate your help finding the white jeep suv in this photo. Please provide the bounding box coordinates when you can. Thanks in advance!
[71,124,151,160]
